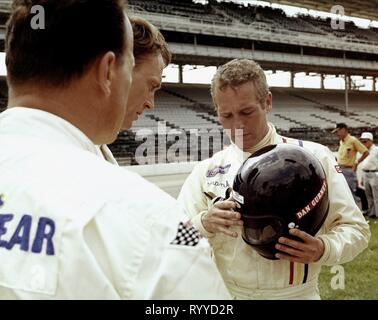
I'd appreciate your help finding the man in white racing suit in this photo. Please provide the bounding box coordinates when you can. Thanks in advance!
[178,59,370,300]
[98,16,171,164]
[0,0,230,300]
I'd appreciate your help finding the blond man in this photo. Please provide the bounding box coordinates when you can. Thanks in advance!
[178,59,370,300]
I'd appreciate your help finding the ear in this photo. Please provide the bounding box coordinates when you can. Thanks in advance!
[96,51,117,96]
[264,92,272,113]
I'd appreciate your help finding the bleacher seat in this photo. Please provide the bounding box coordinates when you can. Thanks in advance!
[129,0,378,44]
[108,84,378,164]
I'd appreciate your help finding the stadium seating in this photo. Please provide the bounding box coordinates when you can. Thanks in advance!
[107,84,378,164]
[1,0,377,165]
[130,0,232,25]
[129,0,378,44]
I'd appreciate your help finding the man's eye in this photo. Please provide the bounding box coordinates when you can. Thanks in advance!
[221,114,231,118]
[151,85,160,92]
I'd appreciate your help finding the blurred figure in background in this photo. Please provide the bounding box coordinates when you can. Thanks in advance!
[359,132,378,218]
[333,123,369,202]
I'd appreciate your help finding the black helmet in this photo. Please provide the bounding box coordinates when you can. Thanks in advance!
[232,144,329,260]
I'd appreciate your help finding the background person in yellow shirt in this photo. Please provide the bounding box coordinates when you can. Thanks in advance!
[333,123,369,201]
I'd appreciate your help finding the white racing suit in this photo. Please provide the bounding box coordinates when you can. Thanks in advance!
[178,123,370,299]
[0,107,231,300]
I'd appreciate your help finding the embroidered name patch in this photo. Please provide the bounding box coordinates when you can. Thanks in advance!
[0,210,64,295]
[0,214,56,255]
[206,164,231,178]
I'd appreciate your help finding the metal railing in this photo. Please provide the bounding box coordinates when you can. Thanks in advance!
[0,2,376,54]
[130,9,378,55]
[0,0,11,12]
[169,42,378,71]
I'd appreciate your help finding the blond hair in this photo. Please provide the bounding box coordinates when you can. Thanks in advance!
[211,59,269,109]
[130,16,171,66]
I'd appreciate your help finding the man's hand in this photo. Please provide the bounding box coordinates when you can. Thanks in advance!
[352,163,358,172]
[275,228,324,263]
[202,200,243,237]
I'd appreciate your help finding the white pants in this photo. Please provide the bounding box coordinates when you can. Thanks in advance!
[364,172,378,217]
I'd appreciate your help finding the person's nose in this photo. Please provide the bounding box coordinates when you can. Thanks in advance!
[144,100,152,110]
[144,94,155,110]
[233,116,245,131]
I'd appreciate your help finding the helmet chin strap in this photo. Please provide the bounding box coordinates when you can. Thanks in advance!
[204,187,236,204]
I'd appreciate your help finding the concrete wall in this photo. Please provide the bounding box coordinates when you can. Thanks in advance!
[124,162,197,198]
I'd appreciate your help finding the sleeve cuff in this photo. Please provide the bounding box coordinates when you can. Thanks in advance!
[191,211,216,238]
[315,235,331,265]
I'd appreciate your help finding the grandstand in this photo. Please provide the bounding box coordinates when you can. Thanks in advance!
[118,0,378,166]
[0,0,377,170]
[109,83,377,165]
[129,0,378,47]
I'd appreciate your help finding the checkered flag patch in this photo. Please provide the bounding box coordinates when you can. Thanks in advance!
[170,221,201,247]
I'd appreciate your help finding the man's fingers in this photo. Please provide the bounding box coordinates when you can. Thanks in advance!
[214,209,241,220]
[275,231,325,263]
[216,217,243,227]
[275,243,303,258]
[214,200,236,210]
[278,236,306,251]
[288,228,313,242]
[202,213,243,235]
[218,226,238,238]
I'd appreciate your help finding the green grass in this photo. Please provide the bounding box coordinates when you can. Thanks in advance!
[318,217,378,300]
